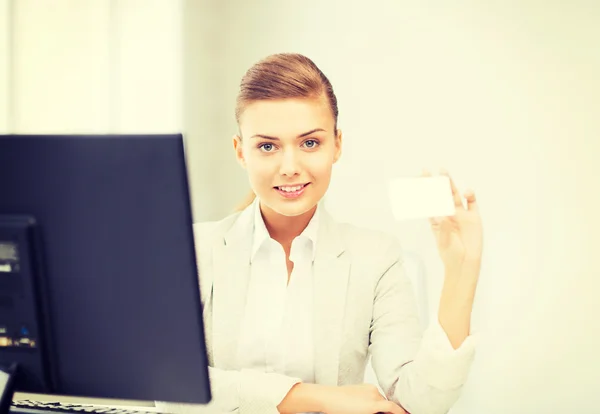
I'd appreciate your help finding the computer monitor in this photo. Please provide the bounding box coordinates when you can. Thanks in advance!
[0,134,211,411]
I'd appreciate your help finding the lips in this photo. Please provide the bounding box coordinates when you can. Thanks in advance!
[274,183,309,199]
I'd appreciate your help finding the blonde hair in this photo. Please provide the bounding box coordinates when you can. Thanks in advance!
[234,189,258,213]
[233,53,339,212]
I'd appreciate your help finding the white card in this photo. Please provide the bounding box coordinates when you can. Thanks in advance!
[388,176,456,221]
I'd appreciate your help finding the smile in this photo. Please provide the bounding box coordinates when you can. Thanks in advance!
[274,183,309,198]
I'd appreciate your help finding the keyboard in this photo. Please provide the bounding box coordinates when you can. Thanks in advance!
[10,400,161,414]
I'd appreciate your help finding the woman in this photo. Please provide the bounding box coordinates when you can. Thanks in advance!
[190,53,482,414]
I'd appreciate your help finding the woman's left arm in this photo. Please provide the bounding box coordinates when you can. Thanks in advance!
[438,259,480,350]
[431,170,483,350]
[370,171,484,414]
[369,246,477,414]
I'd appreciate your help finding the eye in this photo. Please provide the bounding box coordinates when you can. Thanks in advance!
[258,143,275,152]
[303,139,319,149]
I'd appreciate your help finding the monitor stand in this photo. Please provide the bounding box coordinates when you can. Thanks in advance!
[0,363,18,414]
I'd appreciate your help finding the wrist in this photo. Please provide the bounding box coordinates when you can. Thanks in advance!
[441,267,478,310]
[313,384,335,413]
[444,257,481,281]
[441,275,477,305]
[278,383,331,414]
[462,255,482,274]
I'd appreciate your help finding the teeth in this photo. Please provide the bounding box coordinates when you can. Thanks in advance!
[279,185,303,192]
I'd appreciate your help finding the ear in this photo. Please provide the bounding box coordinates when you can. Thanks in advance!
[232,134,246,168]
[333,129,343,164]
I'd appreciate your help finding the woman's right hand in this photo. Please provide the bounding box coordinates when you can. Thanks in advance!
[320,384,407,414]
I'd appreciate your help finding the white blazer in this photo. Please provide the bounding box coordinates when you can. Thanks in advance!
[157,203,474,414]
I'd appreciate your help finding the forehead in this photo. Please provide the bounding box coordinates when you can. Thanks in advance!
[240,97,334,138]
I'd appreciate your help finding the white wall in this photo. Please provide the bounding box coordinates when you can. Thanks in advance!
[111,0,183,134]
[1,0,182,134]
[10,0,112,133]
[182,0,235,220]
[184,1,600,413]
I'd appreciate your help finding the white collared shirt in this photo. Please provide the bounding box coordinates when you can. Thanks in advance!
[236,198,319,384]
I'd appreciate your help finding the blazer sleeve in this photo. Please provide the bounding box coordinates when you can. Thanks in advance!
[369,240,476,414]
[206,367,301,413]
[155,348,301,414]
[155,367,300,414]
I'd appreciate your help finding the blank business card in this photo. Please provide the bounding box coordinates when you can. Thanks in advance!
[388,176,456,221]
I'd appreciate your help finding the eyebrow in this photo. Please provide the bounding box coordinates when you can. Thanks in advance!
[250,128,326,141]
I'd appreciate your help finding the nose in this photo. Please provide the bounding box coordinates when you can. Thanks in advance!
[278,148,301,177]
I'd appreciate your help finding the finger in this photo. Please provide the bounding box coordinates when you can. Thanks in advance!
[464,189,479,212]
[429,216,441,227]
[429,215,457,228]
[439,168,463,208]
[421,168,432,177]
[375,400,407,414]
[431,218,455,249]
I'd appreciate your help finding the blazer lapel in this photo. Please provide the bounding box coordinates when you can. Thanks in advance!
[313,209,350,385]
[211,206,254,370]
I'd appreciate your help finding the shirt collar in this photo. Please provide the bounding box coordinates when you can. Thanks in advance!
[250,197,320,263]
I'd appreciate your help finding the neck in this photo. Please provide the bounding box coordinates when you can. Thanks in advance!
[260,202,317,246]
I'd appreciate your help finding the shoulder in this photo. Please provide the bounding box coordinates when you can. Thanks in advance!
[192,211,241,253]
[336,220,399,250]
[193,211,240,237]
[330,216,404,272]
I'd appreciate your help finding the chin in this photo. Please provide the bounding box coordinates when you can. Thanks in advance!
[274,203,314,217]
[264,197,319,218]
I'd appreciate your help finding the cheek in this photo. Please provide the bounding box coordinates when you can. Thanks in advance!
[245,154,277,182]
[305,151,335,179]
